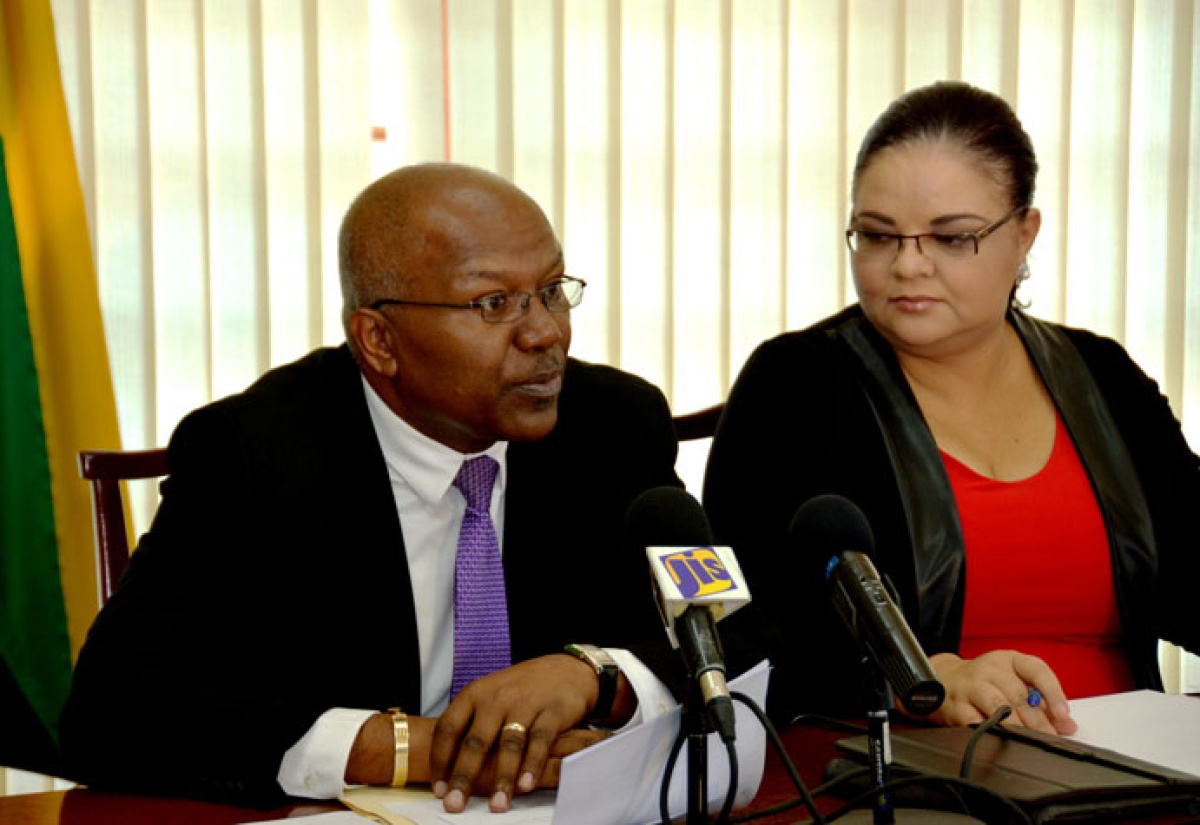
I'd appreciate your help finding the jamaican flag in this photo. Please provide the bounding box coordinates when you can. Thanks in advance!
[1,0,121,774]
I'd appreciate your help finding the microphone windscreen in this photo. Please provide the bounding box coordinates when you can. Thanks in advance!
[786,494,876,568]
[624,486,715,548]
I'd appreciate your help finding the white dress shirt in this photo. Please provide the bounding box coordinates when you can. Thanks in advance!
[277,378,674,798]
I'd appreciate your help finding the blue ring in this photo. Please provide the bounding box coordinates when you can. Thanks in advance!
[1027,688,1044,708]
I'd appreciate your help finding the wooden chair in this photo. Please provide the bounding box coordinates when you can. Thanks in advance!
[672,403,725,442]
[78,448,169,605]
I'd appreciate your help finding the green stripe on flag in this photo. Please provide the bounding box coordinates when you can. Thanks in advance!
[0,136,72,743]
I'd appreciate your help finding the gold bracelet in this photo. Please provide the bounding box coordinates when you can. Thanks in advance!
[387,708,408,788]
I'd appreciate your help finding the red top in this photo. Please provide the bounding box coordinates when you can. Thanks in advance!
[945,414,1136,699]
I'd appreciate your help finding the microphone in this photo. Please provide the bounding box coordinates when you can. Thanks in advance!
[625,486,751,742]
[788,494,945,715]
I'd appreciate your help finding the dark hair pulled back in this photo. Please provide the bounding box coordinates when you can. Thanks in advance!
[852,81,1038,210]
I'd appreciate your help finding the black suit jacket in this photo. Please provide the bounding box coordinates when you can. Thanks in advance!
[705,306,1200,722]
[60,345,684,804]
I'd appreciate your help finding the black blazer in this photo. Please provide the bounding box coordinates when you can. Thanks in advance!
[60,345,683,804]
[705,305,1200,722]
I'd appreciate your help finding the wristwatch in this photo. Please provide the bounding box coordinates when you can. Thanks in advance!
[564,643,619,725]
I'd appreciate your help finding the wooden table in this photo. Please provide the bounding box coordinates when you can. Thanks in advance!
[2,718,1194,824]
[0,721,841,825]
[0,788,334,824]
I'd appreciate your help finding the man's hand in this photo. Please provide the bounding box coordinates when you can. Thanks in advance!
[467,727,610,795]
[345,709,608,807]
[430,654,602,813]
[925,650,1077,735]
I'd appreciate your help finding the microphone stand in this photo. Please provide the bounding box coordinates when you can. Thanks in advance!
[683,678,712,824]
[819,655,987,825]
[863,663,896,825]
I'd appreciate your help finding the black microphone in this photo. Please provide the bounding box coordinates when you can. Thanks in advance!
[626,486,750,742]
[788,494,945,715]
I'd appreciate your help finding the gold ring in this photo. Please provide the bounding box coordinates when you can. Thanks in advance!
[503,721,527,736]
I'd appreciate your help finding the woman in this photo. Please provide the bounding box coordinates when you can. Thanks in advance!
[704,81,1200,736]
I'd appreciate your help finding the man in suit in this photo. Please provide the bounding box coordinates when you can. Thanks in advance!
[60,164,684,813]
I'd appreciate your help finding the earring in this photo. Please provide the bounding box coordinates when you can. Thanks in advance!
[1016,261,1030,285]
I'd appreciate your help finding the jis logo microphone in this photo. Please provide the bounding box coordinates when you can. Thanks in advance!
[658,548,739,599]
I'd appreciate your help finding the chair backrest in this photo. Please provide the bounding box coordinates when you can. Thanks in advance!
[78,448,169,605]
[75,415,721,601]
[672,403,725,442]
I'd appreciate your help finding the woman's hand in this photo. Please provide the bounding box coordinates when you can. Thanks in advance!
[925,650,1077,735]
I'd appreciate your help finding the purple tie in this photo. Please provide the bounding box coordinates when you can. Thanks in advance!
[450,455,511,697]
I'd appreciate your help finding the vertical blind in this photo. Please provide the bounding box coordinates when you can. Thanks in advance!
[48,0,1198,692]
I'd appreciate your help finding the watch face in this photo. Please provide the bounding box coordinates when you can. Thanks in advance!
[567,643,616,672]
[566,644,618,726]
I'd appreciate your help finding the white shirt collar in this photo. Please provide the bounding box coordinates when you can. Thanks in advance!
[361,375,508,502]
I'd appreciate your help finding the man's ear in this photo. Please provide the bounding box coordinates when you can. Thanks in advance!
[349,309,399,378]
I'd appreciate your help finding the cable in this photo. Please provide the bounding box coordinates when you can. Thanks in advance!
[812,763,873,799]
[716,737,739,824]
[728,763,877,824]
[833,771,1035,824]
[656,709,741,824]
[659,724,688,825]
[731,691,829,825]
[657,695,1031,824]
[959,705,1013,779]
[787,712,870,736]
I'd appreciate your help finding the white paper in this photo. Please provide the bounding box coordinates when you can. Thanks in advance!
[1067,689,1200,778]
[382,790,557,824]
[238,813,362,825]
[552,658,770,825]
[241,661,771,825]
[237,790,558,825]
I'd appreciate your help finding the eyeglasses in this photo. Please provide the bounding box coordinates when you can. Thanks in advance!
[369,276,586,324]
[845,206,1028,260]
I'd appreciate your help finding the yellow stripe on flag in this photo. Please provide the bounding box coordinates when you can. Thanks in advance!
[0,0,122,654]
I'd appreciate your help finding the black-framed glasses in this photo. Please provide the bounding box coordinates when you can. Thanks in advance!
[845,206,1029,260]
[368,276,586,324]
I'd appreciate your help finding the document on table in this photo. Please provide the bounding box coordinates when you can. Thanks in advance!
[240,660,770,825]
[1067,689,1200,778]
[553,658,769,825]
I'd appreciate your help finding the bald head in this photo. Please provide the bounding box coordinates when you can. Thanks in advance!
[338,163,557,333]
[340,163,571,452]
